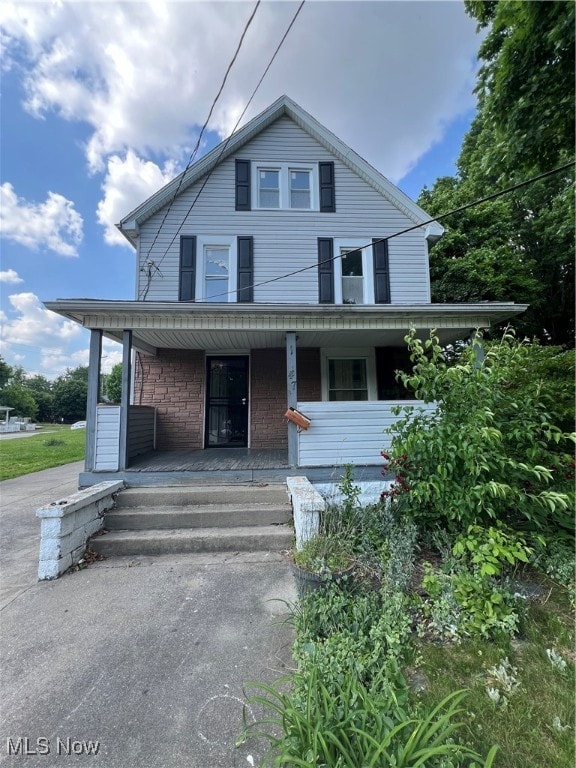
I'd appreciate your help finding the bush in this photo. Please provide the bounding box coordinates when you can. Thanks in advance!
[384,329,575,536]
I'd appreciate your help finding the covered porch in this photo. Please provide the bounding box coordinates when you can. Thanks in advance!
[44,300,527,487]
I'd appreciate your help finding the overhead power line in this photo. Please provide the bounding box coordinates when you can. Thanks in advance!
[140,0,307,297]
[201,158,575,301]
[140,0,262,285]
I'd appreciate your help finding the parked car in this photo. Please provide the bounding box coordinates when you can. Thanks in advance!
[70,421,86,430]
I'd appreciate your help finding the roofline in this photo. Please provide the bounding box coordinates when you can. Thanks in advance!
[44,299,527,328]
[117,95,444,245]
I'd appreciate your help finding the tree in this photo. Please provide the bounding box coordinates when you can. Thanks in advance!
[420,1,575,345]
[0,358,12,389]
[52,367,88,422]
[104,363,123,404]
[0,383,38,420]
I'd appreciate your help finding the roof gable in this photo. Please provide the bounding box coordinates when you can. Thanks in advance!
[118,95,443,245]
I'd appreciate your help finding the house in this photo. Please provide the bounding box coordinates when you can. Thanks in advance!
[45,95,526,487]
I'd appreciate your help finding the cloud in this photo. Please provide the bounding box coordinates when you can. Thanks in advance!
[1,292,82,349]
[1,1,481,183]
[0,268,23,284]
[97,151,178,248]
[0,183,83,256]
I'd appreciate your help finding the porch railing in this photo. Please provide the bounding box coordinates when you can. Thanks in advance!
[93,405,155,471]
[296,400,435,468]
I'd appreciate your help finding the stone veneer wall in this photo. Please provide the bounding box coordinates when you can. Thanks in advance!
[135,347,321,450]
[250,348,321,449]
[135,349,205,450]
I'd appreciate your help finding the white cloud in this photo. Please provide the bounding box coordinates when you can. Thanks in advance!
[0,292,81,356]
[1,1,480,184]
[0,268,23,284]
[0,183,83,256]
[97,151,178,248]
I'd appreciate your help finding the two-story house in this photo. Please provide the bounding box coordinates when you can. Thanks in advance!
[45,96,526,487]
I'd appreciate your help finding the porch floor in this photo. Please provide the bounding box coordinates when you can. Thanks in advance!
[127,447,290,472]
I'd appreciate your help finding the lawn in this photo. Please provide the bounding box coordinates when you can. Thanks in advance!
[0,424,86,481]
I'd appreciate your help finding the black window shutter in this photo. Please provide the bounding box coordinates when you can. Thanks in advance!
[319,162,335,212]
[373,239,390,304]
[235,160,251,211]
[318,238,334,303]
[237,236,254,303]
[179,236,196,301]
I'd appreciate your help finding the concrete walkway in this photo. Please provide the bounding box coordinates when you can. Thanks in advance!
[0,463,296,767]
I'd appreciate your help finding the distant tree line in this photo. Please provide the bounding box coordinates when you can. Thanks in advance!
[0,359,123,423]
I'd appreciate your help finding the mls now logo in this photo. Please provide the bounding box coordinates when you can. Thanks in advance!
[6,737,100,756]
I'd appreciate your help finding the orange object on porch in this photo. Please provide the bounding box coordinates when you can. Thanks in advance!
[284,407,311,430]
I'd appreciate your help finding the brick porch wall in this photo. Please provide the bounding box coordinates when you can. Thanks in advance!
[134,349,205,450]
[250,348,321,449]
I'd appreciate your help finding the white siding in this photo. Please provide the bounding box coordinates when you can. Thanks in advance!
[94,406,120,471]
[296,400,435,467]
[137,116,430,304]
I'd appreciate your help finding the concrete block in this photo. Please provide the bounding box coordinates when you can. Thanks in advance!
[286,476,325,549]
[38,559,60,580]
[39,537,61,561]
[40,518,62,538]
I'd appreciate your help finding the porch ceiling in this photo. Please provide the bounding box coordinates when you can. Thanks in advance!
[44,300,528,354]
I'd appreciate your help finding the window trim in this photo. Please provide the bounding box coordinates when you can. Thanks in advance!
[321,348,377,401]
[252,162,318,210]
[195,235,237,303]
[332,238,374,305]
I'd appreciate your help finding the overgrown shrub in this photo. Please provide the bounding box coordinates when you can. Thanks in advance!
[384,329,575,536]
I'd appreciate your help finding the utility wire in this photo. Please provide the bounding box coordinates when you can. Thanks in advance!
[139,0,261,294]
[201,158,575,301]
[140,0,306,296]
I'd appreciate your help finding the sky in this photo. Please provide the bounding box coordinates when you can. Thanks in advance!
[0,0,482,380]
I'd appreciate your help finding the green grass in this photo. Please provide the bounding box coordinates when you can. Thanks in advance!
[413,582,575,768]
[0,424,85,480]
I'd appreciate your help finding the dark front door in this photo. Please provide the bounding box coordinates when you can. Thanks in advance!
[205,356,249,447]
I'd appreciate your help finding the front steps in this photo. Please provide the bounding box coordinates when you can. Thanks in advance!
[89,484,294,557]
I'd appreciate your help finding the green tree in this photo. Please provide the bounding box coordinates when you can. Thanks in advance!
[0,357,13,389]
[52,368,88,422]
[0,383,39,420]
[104,363,123,404]
[420,1,575,345]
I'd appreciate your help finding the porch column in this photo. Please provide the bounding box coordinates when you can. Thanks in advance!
[85,329,102,472]
[286,331,298,467]
[118,330,132,471]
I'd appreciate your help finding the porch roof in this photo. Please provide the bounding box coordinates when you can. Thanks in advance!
[44,300,528,354]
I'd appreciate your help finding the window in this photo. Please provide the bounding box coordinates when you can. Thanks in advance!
[289,170,311,208]
[322,349,377,401]
[203,246,230,302]
[252,163,317,210]
[328,359,368,401]
[196,236,237,302]
[257,169,280,208]
[333,239,373,305]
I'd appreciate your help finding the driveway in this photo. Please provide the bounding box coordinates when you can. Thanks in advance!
[0,463,296,767]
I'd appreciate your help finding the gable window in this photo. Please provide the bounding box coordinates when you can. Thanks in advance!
[258,169,280,208]
[322,348,377,401]
[289,170,311,208]
[252,163,317,210]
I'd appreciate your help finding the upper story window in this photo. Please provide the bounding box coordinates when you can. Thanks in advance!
[203,245,231,302]
[333,239,374,305]
[252,163,317,210]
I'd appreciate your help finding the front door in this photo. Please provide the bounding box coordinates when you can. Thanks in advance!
[205,356,249,447]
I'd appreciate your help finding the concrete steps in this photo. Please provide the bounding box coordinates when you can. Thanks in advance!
[90,484,294,557]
